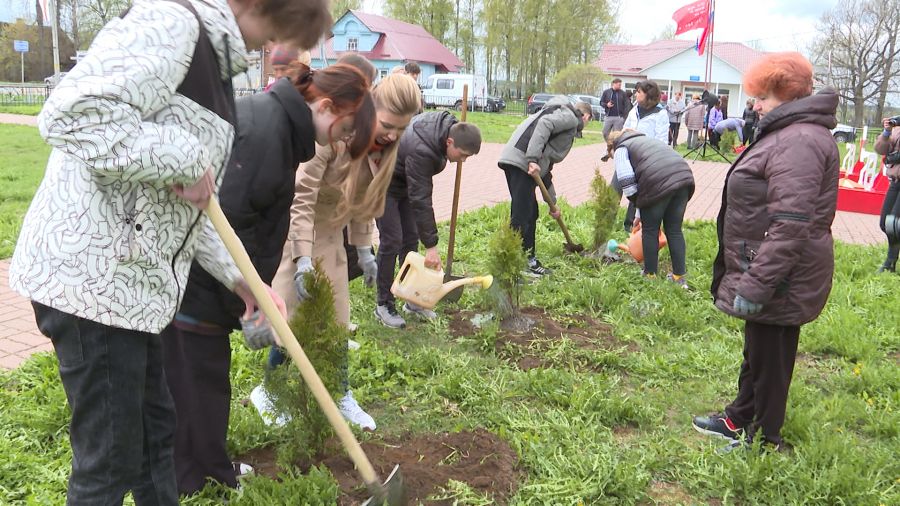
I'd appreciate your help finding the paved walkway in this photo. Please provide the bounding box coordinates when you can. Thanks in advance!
[0,122,886,369]
[0,113,38,126]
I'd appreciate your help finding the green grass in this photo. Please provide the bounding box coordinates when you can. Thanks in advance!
[2,199,898,505]
[450,110,606,146]
[0,125,48,258]
[0,105,43,115]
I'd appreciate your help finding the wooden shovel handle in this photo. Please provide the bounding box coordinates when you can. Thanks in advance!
[205,198,380,488]
[531,172,577,246]
[446,84,468,278]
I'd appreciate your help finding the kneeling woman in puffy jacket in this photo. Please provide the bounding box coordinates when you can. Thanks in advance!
[692,53,839,452]
[162,64,375,495]
[609,129,695,286]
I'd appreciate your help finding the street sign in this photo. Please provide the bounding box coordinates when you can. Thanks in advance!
[13,40,29,53]
[689,75,701,82]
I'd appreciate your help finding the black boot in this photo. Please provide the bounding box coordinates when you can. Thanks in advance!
[877,246,899,273]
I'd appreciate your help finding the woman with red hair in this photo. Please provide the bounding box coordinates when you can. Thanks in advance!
[692,52,840,452]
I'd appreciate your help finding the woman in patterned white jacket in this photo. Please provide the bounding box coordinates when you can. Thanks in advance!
[7,0,330,503]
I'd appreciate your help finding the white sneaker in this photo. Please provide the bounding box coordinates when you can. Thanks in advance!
[338,391,376,431]
[348,322,359,334]
[402,302,437,320]
[249,384,291,427]
[348,339,361,350]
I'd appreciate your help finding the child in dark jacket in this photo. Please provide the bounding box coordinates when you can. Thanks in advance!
[375,111,482,328]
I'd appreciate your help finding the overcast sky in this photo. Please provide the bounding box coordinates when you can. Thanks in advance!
[363,0,840,53]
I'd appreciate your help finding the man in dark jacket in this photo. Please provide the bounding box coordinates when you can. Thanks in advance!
[375,111,482,327]
[498,97,592,276]
[600,78,629,154]
[161,77,316,494]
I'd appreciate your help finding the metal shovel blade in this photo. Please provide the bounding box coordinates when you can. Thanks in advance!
[442,274,465,303]
[361,465,408,506]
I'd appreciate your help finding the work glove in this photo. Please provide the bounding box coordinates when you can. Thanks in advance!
[356,246,377,287]
[733,294,763,316]
[241,311,277,350]
[293,256,314,301]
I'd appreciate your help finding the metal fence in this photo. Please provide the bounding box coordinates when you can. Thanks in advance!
[0,84,51,106]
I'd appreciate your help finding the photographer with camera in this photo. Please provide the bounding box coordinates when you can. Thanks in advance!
[874,115,900,273]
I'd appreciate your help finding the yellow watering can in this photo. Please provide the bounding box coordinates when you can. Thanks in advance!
[391,252,493,310]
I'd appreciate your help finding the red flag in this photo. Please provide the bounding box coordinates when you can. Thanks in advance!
[672,0,709,36]
[697,10,714,55]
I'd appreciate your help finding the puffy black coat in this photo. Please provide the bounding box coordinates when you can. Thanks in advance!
[614,130,695,209]
[711,89,839,326]
[389,111,457,248]
[178,78,316,329]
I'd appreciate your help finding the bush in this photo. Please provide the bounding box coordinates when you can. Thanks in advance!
[719,129,738,152]
[486,220,527,320]
[549,64,609,95]
[265,261,347,466]
[590,170,620,251]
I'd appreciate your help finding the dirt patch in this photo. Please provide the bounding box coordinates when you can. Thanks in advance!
[237,429,522,505]
[238,445,280,479]
[450,307,637,371]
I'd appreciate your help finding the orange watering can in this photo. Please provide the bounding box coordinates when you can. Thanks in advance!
[607,222,668,263]
[391,252,493,310]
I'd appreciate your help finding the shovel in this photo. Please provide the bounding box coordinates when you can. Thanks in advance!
[532,173,585,254]
[443,84,468,303]
[205,198,407,506]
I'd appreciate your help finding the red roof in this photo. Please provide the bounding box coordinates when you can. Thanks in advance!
[595,39,766,76]
[313,10,464,72]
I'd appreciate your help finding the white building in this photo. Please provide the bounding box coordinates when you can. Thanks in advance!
[595,40,766,115]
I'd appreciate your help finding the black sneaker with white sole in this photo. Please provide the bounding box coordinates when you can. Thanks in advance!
[526,257,552,277]
[692,413,743,440]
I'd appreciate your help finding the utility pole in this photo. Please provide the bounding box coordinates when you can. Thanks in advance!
[50,0,61,82]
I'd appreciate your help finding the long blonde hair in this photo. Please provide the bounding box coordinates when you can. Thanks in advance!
[331,74,422,225]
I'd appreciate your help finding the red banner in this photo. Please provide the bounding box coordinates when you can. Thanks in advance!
[697,10,713,55]
[672,0,710,35]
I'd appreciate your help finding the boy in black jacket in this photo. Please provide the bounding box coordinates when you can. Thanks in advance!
[375,111,482,328]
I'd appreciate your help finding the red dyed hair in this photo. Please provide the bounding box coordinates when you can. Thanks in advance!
[743,52,814,101]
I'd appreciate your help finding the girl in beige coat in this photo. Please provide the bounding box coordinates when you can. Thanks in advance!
[262,73,422,430]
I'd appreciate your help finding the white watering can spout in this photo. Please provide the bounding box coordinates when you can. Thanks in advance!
[390,252,493,310]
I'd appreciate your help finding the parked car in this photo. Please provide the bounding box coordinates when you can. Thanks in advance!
[480,95,506,113]
[43,72,68,86]
[422,74,490,111]
[831,123,856,143]
[527,93,583,115]
[569,94,604,121]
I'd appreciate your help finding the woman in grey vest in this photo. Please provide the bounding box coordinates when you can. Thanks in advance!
[608,130,695,287]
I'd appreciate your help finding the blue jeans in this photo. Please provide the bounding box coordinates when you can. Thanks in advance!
[639,186,691,276]
[33,302,178,506]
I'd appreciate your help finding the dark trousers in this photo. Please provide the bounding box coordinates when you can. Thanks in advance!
[375,193,419,307]
[708,128,720,147]
[624,202,636,232]
[639,186,690,276]
[879,178,900,263]
[502,163,552,257]
[32,302,178,506]
[668,122,681,147]
[160,325,236,495]
[725,321,800,445]
[742,124,755,145]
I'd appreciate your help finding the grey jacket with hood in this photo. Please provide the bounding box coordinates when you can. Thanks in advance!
[498,96,584,194]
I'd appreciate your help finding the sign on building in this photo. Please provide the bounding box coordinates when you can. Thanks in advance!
[14,40,30,53]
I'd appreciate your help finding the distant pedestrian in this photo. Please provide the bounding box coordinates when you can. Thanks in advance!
[713,117,746,145]
[707,100,724,146]
[874,115,900,273]
[600,78,629,158]
[683,94,706,149]
[741,99,759,145]
[623,80,669,144]
[666,91,685,148]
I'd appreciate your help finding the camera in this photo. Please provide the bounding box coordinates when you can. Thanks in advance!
[886,151,900,165]
[889,115,900,127]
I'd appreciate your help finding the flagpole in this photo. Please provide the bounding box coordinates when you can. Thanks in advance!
[50,0,60,81]
[708,0,715,93]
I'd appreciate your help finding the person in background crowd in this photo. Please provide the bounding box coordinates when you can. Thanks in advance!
[713,117,746,145]
[622,80,669,143]
[719,95,729,119]
[404,61,421,83]
[693,52,839,453]
[667,91,685,148]
[683,94,706,149]
[7,0,331,502]
[163,63,374,496]
[707,100,724,146]
[264,45,311,92]
[499,98,592,276]
[742,99,759,145]
[600,78,629,157]
[874,115,900,273]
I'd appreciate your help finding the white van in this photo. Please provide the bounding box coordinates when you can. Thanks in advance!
[421,73,488,111]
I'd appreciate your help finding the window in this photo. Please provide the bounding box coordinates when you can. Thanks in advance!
[348,38,358,51]
[422,79,433,90]
[380,69,388,79]
[436,79,454,90]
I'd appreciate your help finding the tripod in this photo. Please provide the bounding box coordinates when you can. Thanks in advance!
[683,103,730,163]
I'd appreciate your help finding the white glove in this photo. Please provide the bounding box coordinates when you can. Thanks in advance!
[240,311,277,350]
[356,247,377,287]
[293,256,314,301]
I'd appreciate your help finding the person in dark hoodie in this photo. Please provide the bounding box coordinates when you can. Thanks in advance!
[374,111,482,328]
[498,97,593,276]
[692,53,839,453]
[608,129,694,287]
[161,64,375,495]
